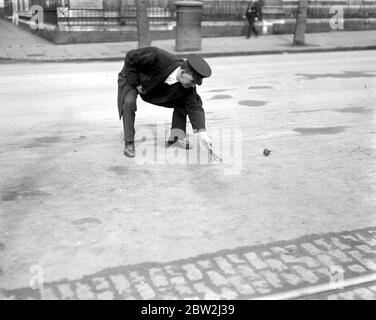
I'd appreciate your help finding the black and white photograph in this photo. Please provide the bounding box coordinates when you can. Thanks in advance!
[0,0,376,304]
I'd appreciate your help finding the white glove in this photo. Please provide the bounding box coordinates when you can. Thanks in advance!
[198,131,212,151]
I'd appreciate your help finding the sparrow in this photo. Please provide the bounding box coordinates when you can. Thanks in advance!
[263,148,271,156]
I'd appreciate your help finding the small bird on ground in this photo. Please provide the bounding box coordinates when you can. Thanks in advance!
[263,148,271,156]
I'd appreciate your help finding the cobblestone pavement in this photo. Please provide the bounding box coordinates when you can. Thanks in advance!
[1,227,376,300]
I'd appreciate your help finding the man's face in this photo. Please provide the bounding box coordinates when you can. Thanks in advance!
[179,70,196,88]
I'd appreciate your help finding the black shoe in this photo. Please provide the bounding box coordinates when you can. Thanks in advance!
[124,141,135,158]
[166,138,191,150]
[167,140,176,147]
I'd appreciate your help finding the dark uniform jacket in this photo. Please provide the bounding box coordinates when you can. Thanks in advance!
[245,1,263,20]
[117,47,205,131]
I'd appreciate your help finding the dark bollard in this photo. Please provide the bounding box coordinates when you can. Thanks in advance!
[175,1,203,51]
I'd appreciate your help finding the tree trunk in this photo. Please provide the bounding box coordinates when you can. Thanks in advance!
[135,0,151,48]
[293,0,308,46]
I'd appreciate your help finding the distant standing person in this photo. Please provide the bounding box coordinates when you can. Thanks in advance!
[245,0,263,39]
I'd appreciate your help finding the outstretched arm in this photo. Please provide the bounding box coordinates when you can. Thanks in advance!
[184,91,205,131]
[184,92,213,150]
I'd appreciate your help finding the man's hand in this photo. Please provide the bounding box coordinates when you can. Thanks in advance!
[198,131,212,151]
[136,85,145,94]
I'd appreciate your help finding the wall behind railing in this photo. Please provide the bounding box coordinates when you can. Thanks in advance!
[3,0,376,44]
[6,0,376,26]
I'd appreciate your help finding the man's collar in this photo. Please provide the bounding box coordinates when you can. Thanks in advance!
[164,67,180,85]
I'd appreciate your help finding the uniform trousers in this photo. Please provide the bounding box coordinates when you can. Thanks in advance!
[121,86,188,143]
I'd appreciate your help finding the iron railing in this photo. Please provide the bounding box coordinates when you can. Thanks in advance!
[284,4,376,19]
[4,0,376,26]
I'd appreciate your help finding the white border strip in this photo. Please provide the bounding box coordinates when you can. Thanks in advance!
[252,273,376,300]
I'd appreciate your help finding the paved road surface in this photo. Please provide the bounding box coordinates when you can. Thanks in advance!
[0,50,375,299]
